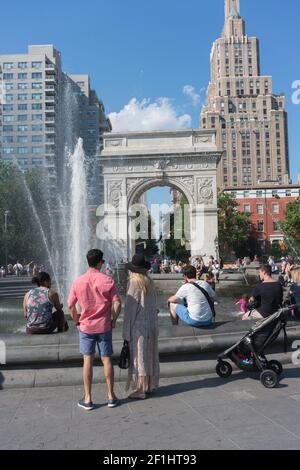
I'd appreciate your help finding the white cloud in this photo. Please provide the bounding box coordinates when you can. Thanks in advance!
[183,85,202,106]
[108,97,192,132]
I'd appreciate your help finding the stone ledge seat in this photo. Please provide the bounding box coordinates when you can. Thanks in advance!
[1,320,299,367]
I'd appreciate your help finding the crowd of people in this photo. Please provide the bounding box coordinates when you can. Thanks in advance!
[0,261,44,278]
[18,248,300,411]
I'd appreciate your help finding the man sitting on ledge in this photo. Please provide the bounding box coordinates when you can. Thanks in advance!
[167,265,217,328]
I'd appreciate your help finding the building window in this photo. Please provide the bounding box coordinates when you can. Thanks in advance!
[18,73,28,79]
[3,115,15,122]
[32,114,43,121]
[244,204,251,213]
[3,73,14,80]
[32,135,43,143]
[32,61,43,69]
[32,103,43,110]
[18,104,28,111]
[257,221,264,232]
[32,73,43,79]
[32,83,43,89]
[32,147,43,153]
[257,204,264,215]
[18,125,28,132]
[18,83,28,90]
[17,147,29,154]
[3,104,14,111]
[32,93,42,100]
[3,62,14,69]
[272,203,279,214]
[18,94,28,101]
[32,124,43,131]
[3,147,15,154]
[17,136,29,143]
[3,125,14,132]
[4,83,14,90]
[273,221,281,232]
[18,62,27,69]
[3,136,14,143]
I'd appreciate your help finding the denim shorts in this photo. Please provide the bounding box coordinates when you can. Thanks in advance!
[176,304,212,328]
[79,330,113,357]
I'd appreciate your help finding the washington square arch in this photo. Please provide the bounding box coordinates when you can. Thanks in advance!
[97,129,222,263]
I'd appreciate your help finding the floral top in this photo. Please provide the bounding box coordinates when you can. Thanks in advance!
[27,287,54,329]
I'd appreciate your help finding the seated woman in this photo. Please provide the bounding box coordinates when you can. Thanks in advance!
[23,272,68,334]
[167,265,216,327]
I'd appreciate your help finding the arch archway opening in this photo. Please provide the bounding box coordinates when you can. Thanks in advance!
[129,182,191,264]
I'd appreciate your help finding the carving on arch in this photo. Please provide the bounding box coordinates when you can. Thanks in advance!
[197,177,214,205]
[107,181,123,208]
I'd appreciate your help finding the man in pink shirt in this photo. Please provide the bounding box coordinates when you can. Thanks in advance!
[68,249,121,411]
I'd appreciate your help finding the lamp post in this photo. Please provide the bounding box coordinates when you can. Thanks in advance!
[4,210,10,273]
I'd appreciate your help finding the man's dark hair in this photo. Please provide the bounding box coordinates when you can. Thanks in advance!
[260,264,272,277]
[87,249,104,268]
[182,265,197,279]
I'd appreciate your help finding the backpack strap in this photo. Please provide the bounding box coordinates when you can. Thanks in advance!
[191,283,216,321]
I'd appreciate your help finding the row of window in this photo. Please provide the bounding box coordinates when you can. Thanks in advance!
[3,147,44,154]
[2,61,43,69]
[2,73,43,80]
[4,82,44,90]
[4,94,43,100]
[2,135,44,143]
[3,104,43,111]
[3,125,43,132]
[255,221,281,233]
[3,114,43,122]
[244,203,280,214]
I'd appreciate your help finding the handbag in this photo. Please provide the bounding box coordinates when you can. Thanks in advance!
[119,341,130,370]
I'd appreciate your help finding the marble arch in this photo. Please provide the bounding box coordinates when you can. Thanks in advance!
[99,129,222,263]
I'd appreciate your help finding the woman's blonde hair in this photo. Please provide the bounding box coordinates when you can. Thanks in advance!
[129,272,153,293]
[291,267,300,284]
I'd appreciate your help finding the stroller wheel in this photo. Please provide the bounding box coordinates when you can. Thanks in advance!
[216,361,233,378]
[267,360,283,376]
[260,370,279,389]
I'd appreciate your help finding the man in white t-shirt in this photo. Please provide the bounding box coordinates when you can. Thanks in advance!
[167,265,217,327]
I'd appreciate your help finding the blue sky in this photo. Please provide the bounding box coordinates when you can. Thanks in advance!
[1,0,299,205]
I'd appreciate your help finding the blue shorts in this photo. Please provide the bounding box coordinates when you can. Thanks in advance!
[176,304,212,328]
[79,330,113,357]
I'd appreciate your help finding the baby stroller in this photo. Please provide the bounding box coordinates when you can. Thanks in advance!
[216,305,296,389]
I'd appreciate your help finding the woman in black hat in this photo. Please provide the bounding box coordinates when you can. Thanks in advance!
[122,254,160,399]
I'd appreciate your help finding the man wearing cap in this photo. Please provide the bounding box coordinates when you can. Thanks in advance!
[68,249,121,411]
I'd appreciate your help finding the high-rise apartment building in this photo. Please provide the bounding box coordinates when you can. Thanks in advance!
[200,0,290,189]
[0,45,111,201]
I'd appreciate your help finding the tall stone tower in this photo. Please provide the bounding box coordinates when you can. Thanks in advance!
[201,0,290,189]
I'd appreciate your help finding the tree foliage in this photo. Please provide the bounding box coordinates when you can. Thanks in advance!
[281,197,300,255]
[0,161,50,266]
[218,191,253,259]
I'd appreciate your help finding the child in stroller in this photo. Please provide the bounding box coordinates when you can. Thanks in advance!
[216,304,296,388]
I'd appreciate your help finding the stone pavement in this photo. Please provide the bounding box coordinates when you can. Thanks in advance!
[1,365,300,450]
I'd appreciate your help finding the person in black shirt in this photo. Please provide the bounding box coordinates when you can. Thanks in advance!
[242,264,283,320]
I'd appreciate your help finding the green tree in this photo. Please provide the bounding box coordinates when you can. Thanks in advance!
[218,191,253,260]
[280,197,300,255]
[0,162,50,266]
